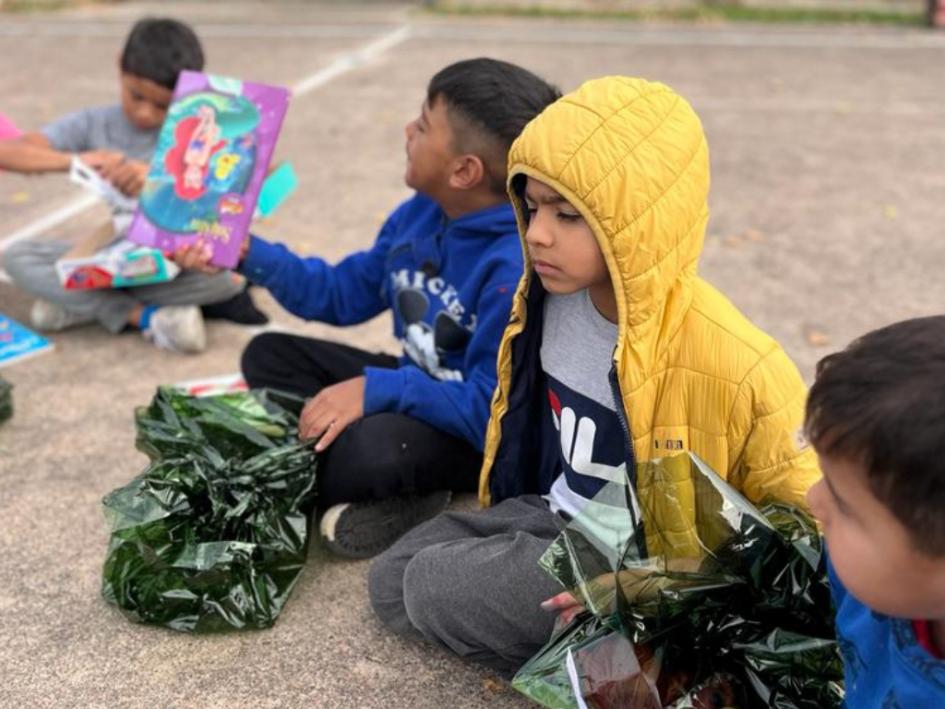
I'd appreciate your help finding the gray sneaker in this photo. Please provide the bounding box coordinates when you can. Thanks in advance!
[30,299,93,332]
[319,490,452,560]
[144,305,206,353]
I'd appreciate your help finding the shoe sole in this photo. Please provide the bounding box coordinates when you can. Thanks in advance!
[320,490,452,560]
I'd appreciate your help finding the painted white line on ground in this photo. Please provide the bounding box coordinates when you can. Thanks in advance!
[292,25,410,96]
[0,193,100,282]
[0,24,411,280]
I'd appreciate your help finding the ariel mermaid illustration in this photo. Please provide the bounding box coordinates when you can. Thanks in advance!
[131,72,289,270]
[165,105,226,199]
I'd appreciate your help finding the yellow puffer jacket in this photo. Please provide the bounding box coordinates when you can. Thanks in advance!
[479,77,819,556]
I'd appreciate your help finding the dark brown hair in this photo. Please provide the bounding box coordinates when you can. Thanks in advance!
[805,316,945,556]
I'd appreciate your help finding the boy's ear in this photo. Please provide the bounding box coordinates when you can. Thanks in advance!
[448,154,486,192]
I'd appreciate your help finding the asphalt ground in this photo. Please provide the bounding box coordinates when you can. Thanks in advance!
[1,2,944,707]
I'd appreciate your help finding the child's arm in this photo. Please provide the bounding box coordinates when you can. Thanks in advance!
[240,202,410,325]
[243,237,391,324]
[726,347,821,509]
[0,133,122,174]
[176,201,410,305]
[361,261,521,448]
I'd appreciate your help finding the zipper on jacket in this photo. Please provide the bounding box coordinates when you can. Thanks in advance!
[608,363,647,558]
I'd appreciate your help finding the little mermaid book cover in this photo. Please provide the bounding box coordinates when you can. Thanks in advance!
[127,71,290,268]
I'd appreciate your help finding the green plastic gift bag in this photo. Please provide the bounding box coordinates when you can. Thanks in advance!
[101,387,317,632]
[513,452,844,708]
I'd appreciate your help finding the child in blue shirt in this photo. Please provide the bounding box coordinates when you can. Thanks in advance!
[805,316,945,707]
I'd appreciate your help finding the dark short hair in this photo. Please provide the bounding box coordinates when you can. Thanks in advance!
[427,58,560,195]
[805,316,945,556]
[120,18,205,90]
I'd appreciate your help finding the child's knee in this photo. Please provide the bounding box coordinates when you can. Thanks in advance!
[240,332,285,375]
[367,551,393,612]
[367,544,417,636]
[2,241,36,281]
[401,543,465,638]
[348,433,410,496]
[319,416,422,501]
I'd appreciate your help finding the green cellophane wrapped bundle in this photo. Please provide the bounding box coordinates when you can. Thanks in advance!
[102,387,317,633]
[513,452,843,708]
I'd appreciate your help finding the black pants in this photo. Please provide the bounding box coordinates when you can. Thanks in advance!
[241,333,482,507]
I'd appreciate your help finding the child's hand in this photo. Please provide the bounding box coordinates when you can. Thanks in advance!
[80,149,124,172]
[540,591,585,626]
[539,558,706,629]
[103,159,148,196]
[238,234,250,262]
[173,236,250,273]
[299,376,366,452]
[173,239,219,273]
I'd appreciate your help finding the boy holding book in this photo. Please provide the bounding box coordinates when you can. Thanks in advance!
[1,18,256,354]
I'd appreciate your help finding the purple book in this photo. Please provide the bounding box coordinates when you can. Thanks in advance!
[127,71,290,269]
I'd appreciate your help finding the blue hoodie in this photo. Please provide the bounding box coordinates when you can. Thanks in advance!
[828,559,945,707]
[241,193,522,450]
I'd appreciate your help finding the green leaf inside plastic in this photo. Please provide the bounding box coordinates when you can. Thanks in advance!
[101,387,317,633]
[513,452,843,708]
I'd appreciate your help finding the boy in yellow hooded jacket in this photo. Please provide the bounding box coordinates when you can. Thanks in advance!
[369,76,820,675]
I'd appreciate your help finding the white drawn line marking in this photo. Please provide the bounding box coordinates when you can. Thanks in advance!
[293,25,410,96]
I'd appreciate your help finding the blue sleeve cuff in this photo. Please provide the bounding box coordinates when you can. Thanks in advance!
[363,366,406,416]
[239,235,282,284]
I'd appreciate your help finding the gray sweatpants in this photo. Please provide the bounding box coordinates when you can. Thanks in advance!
[368,495,564,676]
[3,240,244,333]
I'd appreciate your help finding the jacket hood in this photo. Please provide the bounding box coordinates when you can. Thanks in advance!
[409,195,517,275]
[452,199,518,236]
[506,76,710,387]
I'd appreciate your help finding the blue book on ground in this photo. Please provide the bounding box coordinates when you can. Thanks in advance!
[0,314,53,367]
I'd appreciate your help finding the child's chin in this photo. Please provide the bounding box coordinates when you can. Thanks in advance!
[536,277,577,295]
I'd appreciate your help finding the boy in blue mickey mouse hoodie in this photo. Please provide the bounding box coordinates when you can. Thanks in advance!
[180,59,560,558]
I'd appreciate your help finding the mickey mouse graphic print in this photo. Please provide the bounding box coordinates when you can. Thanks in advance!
[391,268,473,382]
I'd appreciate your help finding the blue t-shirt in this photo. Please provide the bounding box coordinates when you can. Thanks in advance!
[829,558,945,707]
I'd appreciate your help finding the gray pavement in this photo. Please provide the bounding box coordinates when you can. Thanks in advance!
[1,2,944,707]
